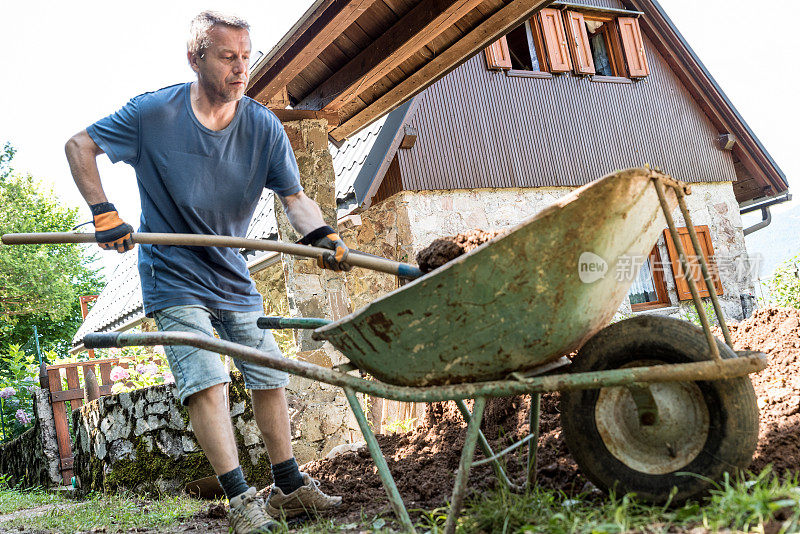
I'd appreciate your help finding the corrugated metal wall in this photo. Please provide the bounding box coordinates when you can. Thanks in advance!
[397,0,735,191]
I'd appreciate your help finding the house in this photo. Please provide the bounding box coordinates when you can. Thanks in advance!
[71,0,787,437]
[291,0,791,322]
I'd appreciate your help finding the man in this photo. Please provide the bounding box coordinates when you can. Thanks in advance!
[66,11,346,534]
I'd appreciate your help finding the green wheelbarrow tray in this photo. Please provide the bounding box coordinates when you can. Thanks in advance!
[312,168,681,386]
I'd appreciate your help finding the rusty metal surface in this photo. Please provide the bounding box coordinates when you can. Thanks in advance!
[84,330,767,402]
[314,168,680,386]
[595,360,710,475]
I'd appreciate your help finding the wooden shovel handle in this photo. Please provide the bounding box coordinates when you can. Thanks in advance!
[1,232,423,279]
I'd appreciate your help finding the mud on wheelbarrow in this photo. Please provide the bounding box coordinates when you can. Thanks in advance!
[82,169,766,533]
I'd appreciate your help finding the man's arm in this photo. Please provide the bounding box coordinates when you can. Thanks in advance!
[279,191,327,236]
[65,130,134,253]
[65,130,109,204]
[279,191,350,271]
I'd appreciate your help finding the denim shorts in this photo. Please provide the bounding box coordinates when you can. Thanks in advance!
[153,305,289,405]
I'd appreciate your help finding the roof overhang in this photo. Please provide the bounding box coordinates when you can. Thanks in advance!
[247,0,556,141]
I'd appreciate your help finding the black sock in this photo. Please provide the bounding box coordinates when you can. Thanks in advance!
[218,466,250,500]
[271,458,304,494]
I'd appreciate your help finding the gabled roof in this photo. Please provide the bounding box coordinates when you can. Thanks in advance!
[72,248,143,348]
[342,0,788,205]
[331,114,388,216]
[626,0,787,200]
[332,98,418,213]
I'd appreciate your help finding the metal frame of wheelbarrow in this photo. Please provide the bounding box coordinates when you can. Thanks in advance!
[80,172,767,534]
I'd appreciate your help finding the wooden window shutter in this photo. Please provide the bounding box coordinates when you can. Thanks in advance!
[485,36,512,70]
[663,226,723,301]
[564,11,595,75]
[617,17,649,77]
[538,8,573,73]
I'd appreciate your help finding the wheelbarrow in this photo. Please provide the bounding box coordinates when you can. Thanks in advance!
[3,168,766,533]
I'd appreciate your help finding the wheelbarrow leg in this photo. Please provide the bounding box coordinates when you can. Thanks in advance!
[343,387,415,533]
[527,393,541,489]
[455,400,518,492]
[444,397,486,534]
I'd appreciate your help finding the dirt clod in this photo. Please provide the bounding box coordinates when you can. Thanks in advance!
[415,229,507,272]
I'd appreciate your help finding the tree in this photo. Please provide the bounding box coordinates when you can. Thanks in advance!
[0,142,104,356]
[767,253,800,309]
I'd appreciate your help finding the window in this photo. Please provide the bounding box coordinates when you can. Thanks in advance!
[485,4,649,80]
[663,226,723,300]
[506,21,544,72]
[627,226,723,310]
[627,245,670,311]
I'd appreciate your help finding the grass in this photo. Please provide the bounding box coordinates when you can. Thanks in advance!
[441,468,800,534]
[0,490,205,532]
[0,486,63,514]
[2,468,800,533]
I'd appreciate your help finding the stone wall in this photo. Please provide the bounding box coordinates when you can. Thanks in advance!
[72,373,272,495]
[261,118,362,459]
[0,387,60,488]
[251,262,362,463]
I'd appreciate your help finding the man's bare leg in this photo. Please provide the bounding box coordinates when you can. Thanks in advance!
[252,387,341,516]
[186,383,240,475]
[251,387,293,464]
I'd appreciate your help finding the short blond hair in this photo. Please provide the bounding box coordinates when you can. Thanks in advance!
[188,11,250,57]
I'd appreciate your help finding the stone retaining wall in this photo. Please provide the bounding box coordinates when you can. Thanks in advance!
[0,387,61,488]
[72,373,272,495]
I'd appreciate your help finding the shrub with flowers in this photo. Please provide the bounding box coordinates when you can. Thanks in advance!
[104,345,174,394]
[0,344,38,441]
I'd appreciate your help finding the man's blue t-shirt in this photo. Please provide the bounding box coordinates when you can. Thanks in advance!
[87,82,302,315]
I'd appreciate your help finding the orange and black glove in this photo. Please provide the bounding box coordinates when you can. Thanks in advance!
[90,202,134,253]
[299,225,351,272]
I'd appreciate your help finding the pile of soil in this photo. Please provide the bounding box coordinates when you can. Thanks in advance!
[306,393,586,518]
[415,229,507,273]
[306,306,800,518]
[726,307,800,475]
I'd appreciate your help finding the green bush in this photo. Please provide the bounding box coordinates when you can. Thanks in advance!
[767,253,800,308]
[0,344,38,441]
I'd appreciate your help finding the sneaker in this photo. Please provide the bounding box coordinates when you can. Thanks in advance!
[266,473,342,519]
[229,487,278,533]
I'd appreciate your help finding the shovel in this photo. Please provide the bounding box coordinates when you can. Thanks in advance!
[1,231,423,279]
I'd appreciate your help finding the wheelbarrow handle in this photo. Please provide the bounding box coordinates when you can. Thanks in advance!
[1,231,423,279]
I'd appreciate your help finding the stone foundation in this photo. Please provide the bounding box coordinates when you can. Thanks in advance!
[0,387,60,488]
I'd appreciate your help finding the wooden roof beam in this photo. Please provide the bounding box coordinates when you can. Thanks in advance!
[247,0,378,104]
[296,0,486,112]
[331,0,555,140]
[271,109,341,125]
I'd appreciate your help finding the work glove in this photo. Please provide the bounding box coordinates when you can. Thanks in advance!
[90,202,134,253]
[299,225,351,272]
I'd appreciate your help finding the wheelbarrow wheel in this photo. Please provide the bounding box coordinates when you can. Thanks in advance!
[560,315,758,504]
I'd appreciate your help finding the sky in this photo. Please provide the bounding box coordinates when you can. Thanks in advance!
[1,0,798,275]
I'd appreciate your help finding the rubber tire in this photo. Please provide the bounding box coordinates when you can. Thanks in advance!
[560,315,759,504]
